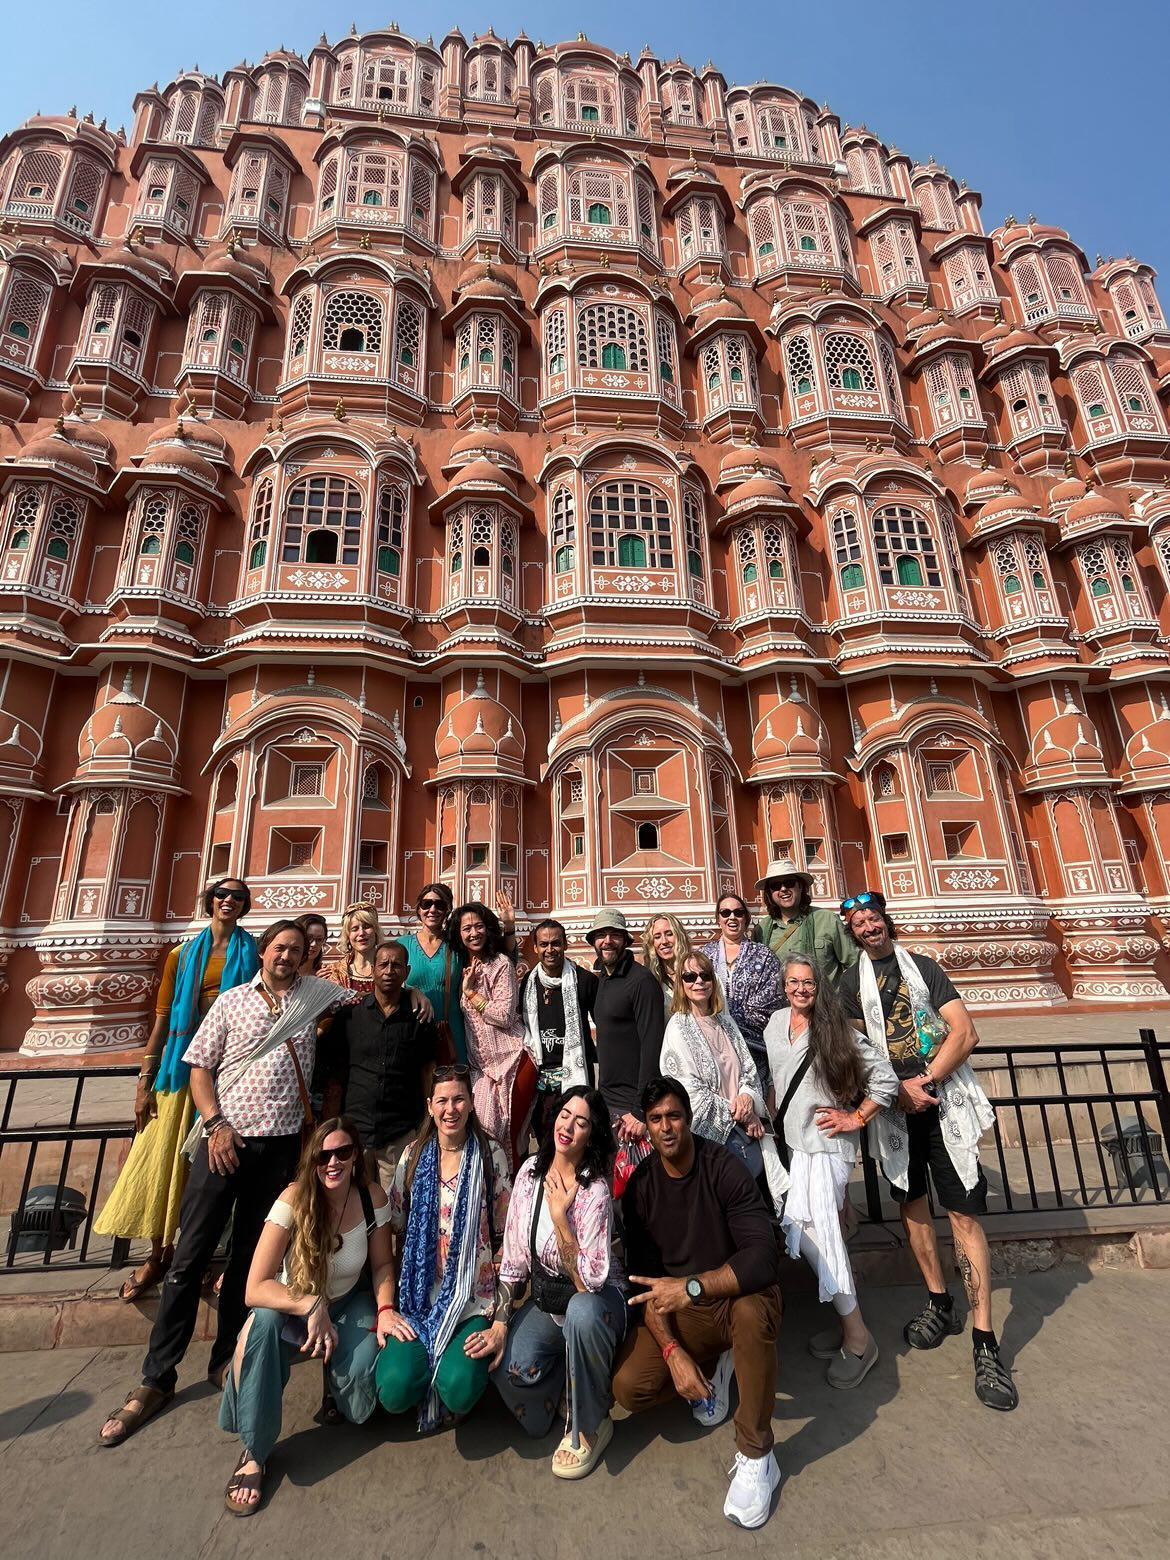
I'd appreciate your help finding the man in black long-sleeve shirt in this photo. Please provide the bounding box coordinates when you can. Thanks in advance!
[585,910,665,1145]
[613,1076,782,1532]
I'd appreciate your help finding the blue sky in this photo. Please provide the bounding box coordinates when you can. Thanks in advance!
[3,1,1167,280]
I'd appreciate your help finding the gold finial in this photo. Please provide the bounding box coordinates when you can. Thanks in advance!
[599,252,609,268]
[334,399,346,420]
[359,231,371,249]
[54,413,65,435]
[615,414,624,431]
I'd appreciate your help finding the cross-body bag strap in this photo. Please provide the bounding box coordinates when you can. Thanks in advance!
[282,1036,313,1129]
[773,1052,814,1172]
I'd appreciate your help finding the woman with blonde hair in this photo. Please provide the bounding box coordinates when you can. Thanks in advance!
[640,914,692,1014]
[322,902,380,994]
[660,950,786,1209]
[218,1116,394,1515]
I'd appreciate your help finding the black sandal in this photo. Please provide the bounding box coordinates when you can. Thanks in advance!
[225,1450,265,1516]
[903,1300,963,1350]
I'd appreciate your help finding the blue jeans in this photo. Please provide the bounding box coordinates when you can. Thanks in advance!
[725,1125,764,1178]
[492,1281,626,1448]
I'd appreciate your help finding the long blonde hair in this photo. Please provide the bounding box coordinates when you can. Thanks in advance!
[339,903,380,959]
[641,914,691,988]
[670,949,726,1018]
[284,1116,369,1299]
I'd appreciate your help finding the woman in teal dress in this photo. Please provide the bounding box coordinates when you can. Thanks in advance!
[400,883,467,1064]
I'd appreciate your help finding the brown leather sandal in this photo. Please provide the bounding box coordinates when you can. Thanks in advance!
[225,1451,265,1516]
[98,1385,173,1447]
[118,1253,170,1303]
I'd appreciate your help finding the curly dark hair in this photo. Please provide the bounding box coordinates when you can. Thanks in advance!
[448,901,507,961]
[202,876,251,916]
[531,1087,615,1186]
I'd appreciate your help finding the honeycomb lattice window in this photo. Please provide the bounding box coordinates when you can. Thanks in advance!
[544,307,567,372]
[785,333,816,397]
[575,302,649,372]
[393,299,422,375]
[322,290,384,354]
[823,332,876,390]
[137,494,169,557]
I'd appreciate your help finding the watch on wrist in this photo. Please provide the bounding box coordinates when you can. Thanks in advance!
[685,1276,703,1302]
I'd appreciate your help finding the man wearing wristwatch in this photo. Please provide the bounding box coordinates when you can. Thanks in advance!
[613,1076,783,1531]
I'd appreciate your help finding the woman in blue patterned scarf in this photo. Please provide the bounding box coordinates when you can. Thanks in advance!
[94,878,259,1300]
[375,1066,512,1430]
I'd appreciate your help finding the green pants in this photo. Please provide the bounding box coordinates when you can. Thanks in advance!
[375,1315,489,1418]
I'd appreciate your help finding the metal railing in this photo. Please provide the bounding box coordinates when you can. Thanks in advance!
[859,1028,1170,1223]
[0,1063,136,1273]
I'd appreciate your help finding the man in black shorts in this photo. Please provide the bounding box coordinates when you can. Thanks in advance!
[838,892,1018,1411]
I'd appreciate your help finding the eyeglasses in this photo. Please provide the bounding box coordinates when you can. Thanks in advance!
[681,971,712,985]
[840,891,885,915]
[717,906,747,919]
[316,1143,356,1165]
[419,898,446,911]
[785,979,817,991]
[213,888,247,903]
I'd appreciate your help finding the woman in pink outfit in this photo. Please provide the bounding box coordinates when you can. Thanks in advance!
[452,902,539,1170]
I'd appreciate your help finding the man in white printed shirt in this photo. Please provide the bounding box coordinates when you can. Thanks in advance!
[100,919,354,1447]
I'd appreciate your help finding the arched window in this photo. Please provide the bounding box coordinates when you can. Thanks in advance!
[321,291,384,355]
[544,307,567,376]
[393,298,422,375]
[824,333,877,391]
[736,528,759,586]
[873,506,941,588]
[587,201,611,225]
[832,511,864,593]
[785,334,816,400]
[551,485,576,575]
[683,488,705,580]
[576,302,649,372]
[137,495,168,556]
[282,474,362,566]
[247,479,273,570]
[588,480,674,570]
[45,496,79,564]
[1,275,50,357]
[376,484,406,577]
[637,821,660,850]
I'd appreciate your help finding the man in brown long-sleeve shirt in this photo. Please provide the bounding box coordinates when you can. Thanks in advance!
[613,1076,782,1531]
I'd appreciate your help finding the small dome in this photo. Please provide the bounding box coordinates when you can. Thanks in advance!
[725,473,792,513]
[139,440,219,488]
[690,283,747,323]
[199,245,272,292]
[905,307,939,337]
[1125,702,1170,774]
[75,672,178,782]
[446,456,517,497]
[752,690,828,767]
[1047,476,1087,510]
[146,420,228,461]
[976,491,1036,527]
[717,444,787,489]
[454,259,520,305]
[977,319,1012,349]
[99,245,176,290]
[446,427,521,473]
[1030,697,1104,772]
[915,317,963,351]
[435,672,525,771]
[965,467,1019,506]
[16,428,98,483]
[1064,490,1127,529]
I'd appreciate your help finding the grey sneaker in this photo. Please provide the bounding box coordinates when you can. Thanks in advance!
[826,1333,879,1389]
[808,1325,843,1361]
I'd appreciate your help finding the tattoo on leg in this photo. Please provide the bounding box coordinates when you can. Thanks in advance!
[953,1232,981,1311]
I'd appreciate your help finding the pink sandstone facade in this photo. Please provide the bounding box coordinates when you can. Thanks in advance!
[2,26,1170,1056]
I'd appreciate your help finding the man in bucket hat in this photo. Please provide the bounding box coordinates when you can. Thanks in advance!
[753,859,858,986]
[586,909,666,1148]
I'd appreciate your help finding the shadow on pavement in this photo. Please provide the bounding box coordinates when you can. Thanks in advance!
[0,1389,92,1440]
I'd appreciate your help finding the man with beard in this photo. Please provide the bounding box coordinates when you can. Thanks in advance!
[517,919,598,1142]
[754,858,858,985]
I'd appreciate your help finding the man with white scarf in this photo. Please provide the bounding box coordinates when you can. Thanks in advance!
[518,919,597,1144]
[836,891,1018,1413]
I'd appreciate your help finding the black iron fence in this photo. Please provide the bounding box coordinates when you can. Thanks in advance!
[858,1028,1170,1223]
[1,1033,1168,1275]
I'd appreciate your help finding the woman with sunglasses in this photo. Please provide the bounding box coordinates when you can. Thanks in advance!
[95,878,259,1301]
[661,952,786,1205]
[321,902,380,994]
[762,955,897,1389]
[295,914,329,976]
[701,893,783,1089]
[375,1066,512,1429]
[491,1087,624,1480]
[400,884,467,1064]
[640,914,692,1014]
[218,1117,393,1514]
[451,902,539,1170]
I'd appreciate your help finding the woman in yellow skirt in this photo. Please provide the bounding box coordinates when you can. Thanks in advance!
[94,878,259,1300]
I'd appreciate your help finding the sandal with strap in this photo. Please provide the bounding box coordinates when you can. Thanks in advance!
[118,1253,170,1304]
[551,1416,613,1481]
[225,1451,265,1517]
[98,1385,173,1447]
[903,1300,963,1350]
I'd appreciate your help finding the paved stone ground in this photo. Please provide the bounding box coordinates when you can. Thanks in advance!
[1,1268,1167,1560]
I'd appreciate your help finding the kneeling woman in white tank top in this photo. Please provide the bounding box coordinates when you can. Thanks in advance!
[764,954,898,1390]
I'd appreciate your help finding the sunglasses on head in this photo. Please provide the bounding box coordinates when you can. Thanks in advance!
[213,888,247,903]
[717,905,747,919]
[681,970,712,984]
[840,891,886,915]
[316,1142,356,1165]
[433,1065,472,1083]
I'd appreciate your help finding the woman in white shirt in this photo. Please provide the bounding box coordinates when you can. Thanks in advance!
[763,955,898,1390]
[659,950,786,1210]
[219,1116,395,1515]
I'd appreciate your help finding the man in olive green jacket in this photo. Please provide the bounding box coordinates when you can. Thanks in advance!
[753,859,859,985]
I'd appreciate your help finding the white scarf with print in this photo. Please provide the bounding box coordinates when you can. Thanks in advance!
[522,959,589,1087]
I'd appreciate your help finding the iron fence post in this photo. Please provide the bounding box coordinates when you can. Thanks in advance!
[1138,1028,1170,1149]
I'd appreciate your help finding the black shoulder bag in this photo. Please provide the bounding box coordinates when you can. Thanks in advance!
[772,1053,813,1173]
[529,1173,578,1315]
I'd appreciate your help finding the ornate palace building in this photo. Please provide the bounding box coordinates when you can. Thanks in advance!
[2,25,1170,1054]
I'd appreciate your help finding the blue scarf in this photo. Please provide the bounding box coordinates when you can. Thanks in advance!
[398,1135,478,1366]
[154,924,259,1096]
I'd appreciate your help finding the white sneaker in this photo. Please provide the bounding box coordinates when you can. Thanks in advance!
[692,1348,734,1428]
[723,1449,782,1529]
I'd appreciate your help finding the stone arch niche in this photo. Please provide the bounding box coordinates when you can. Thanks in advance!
[850,691,1064,1006]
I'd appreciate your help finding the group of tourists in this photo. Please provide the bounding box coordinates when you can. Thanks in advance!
[92,856,1017,1530]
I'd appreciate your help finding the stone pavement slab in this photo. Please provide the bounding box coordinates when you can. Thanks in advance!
[0,1268,1168,1559]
